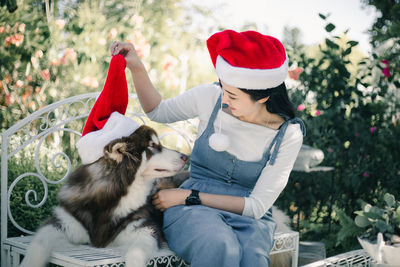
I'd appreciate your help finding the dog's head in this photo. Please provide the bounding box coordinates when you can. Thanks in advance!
[103,125,188,179]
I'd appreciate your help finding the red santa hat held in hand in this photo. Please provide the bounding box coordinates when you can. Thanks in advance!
[76,54,139,164]
[206,30,289,151]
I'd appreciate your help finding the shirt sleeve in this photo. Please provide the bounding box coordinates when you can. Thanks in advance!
[146,83,219,123]
[242,124,304,219]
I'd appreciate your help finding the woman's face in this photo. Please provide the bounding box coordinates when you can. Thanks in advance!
[219,80,268,118]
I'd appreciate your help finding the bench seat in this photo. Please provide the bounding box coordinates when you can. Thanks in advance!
[3,231,298,267]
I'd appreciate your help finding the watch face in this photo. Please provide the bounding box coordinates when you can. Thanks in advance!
[186,196,201,205]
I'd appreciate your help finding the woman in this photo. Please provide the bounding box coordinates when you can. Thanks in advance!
[111,29,305,267]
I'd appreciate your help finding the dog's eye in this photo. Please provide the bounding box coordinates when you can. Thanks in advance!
[149,141,158,148]
[147,141,161,152]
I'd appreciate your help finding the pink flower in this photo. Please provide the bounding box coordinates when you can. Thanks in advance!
[163,54,178,71]
[381,59,390,78]
[370,126,377,134]
[109,28,117,40]
[81,77,99,88]
[18,23,26,33]
[16,80,23,87]
[315,110,321,116]
[63,48,77,63]
[128,31,150,58]
[354,132,360,137]
[363,172,370,178]
[50,58,61,66]
[5,94,12,106]
[4,36,12,46]
[11,33,24,46]
[297,104,305,111]
[41,69,50,80]
[35,50,43,58]
[288,67,303,80]
[98,38,107,46]
[55,19,66,29]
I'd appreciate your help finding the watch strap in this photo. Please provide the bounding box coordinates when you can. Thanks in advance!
[185,189,201,205]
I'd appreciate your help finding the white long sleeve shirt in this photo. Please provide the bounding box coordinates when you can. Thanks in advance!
[147,83,303,219]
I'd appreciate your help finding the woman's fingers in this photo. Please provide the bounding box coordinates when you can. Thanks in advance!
[110,41,122,55]
[110,42,133,56]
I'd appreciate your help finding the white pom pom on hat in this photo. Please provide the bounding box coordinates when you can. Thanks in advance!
[209,132,230,152]
[206,30,288,152]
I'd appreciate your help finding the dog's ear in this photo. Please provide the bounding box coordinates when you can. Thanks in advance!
[104,141,127,163]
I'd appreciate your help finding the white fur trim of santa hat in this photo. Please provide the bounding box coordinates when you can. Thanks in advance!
[76,112,140,164]
[216,55,289,89]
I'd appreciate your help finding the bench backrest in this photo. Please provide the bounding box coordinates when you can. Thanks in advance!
[1,92,196,242]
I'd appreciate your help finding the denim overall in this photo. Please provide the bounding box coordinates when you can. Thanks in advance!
[163,95,305,267]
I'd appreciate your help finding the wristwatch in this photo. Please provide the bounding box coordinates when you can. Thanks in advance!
[185,189,201,206]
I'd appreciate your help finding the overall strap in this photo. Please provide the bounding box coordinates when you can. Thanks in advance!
[205,93,223,130]
[268,117,306,165]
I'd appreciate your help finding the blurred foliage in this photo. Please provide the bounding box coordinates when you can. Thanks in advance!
[276,12,400,256]
[0,0,215,131]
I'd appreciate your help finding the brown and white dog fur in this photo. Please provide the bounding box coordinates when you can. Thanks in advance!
[20,125,188,267]
[20,124,293,267]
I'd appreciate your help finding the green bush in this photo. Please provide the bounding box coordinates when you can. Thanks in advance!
[276,14,400,256]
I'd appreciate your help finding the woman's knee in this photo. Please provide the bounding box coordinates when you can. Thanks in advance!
[163,207,241,262]
[186,230,241,267]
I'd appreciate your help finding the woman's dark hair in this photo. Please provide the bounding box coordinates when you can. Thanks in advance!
[240,83,296,120]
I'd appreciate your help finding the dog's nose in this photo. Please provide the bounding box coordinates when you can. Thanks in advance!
[181,154,188,162]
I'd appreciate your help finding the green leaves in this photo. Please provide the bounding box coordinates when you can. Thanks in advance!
[325,38,339,49]
[354,193,400,243]
[347,40,359,47]
[384,193,396,207]
[325,23,336,33]
[355,215,371,227]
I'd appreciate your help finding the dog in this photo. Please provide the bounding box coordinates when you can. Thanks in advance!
[20,125,188,267]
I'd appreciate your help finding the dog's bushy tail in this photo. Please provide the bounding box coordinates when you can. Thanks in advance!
[270,206,293,267]
[20,225,64,267]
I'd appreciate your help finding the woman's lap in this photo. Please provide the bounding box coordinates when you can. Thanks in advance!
[163,205,276,267]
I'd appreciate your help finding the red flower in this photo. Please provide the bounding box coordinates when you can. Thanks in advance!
[5,94,12,106]
[381,59,390,78]
[363,172,370,178]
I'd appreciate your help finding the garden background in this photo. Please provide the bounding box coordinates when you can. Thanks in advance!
[1,0,399,257]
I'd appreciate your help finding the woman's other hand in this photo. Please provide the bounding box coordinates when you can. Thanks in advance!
[110,41,142,71]
[152,189,191,211]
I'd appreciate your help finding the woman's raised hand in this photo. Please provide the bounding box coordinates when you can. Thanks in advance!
[110,41,142,70]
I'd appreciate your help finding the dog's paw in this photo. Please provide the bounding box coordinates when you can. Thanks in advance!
[125,249,149,267]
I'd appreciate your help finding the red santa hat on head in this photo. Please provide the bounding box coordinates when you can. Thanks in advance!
[206,30,289,152]
[207,29,288,89]
[76,54,139,164]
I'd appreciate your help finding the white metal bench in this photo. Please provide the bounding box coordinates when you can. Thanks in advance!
[302,249,373,267]
[1,92,299,267]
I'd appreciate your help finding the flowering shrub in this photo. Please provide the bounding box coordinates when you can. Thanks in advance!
[276,14,400,255]
[1,0,211,240]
